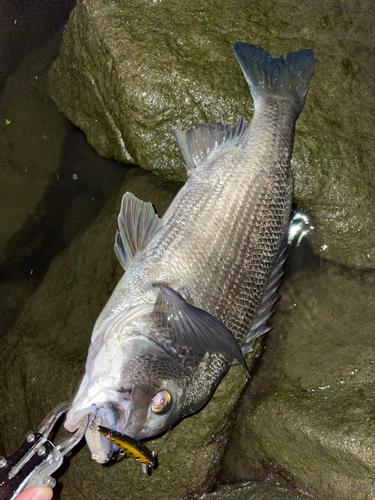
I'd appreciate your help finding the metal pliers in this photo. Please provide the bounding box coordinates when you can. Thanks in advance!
[0,402,88,500]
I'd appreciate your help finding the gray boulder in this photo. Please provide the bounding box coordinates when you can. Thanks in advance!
[46,0,375,268]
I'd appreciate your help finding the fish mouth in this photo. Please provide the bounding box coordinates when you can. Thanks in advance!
[65,390,132,463]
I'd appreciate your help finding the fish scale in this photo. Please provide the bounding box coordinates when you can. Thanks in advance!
[65,43,314,462]
[155,143,291,325]
[126,151,294,403]
[143,104,293,399]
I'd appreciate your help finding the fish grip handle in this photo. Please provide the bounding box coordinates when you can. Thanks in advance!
[0,402,89,500]
[0,432,57,500]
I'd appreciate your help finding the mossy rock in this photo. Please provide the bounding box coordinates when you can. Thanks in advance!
[221,265,375,500]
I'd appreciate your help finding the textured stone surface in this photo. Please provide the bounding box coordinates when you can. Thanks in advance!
[46,0,375,267]
[0,167,261,499]
[221,263,375,500]
[201,482,312,500]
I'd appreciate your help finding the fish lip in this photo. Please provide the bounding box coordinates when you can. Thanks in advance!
[86,422,113,463]
[65,392,132,463]
[86,407,120,463]
[87,402,131,463]
[65,388,131,429]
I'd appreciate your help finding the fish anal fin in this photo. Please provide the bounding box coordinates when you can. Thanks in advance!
[174,116,247,176]
[154,284,250,376]
[114,192,164,271]
[241,238,289,357]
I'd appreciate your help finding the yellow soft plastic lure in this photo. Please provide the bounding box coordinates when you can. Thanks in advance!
[93,425,158,473]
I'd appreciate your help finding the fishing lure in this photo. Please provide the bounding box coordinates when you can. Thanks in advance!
[92,425,158,474]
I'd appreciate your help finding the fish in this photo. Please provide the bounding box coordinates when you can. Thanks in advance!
[92,425,158,473]
[64,42,314,463]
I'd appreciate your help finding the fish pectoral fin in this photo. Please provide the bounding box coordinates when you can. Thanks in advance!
[241,238,289,357]
[114,192,164,271]
[154,285,250,375]
[173,116,247,176]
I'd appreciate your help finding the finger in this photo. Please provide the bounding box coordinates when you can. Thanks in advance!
[17,486,53,500]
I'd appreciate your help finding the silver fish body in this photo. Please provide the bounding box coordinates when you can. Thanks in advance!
[65,43,314,463]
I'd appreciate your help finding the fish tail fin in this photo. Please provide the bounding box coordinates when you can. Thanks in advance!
[233,43,314,114]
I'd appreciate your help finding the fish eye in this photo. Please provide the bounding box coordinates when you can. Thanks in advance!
[151,390,172,415]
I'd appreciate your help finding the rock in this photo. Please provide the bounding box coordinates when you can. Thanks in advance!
[201,481,312,500]
[220,263,375,500]
[46,0,375,268]
[0,167,261,499]
[0,32,70,264]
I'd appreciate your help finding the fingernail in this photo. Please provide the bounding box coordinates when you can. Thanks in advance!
[29,486,54,500]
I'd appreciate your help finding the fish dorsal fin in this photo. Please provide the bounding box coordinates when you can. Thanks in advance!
[114,192,164,271]
[174,116,247,176]
[241,239,289,357]
[154,285,250,376]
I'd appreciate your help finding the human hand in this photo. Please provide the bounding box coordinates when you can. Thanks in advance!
[16,486,53,500]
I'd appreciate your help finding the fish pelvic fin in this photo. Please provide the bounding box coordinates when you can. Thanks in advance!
[114,192,164,271]
[154,284,250,376]
[174,116,247,176]
[233,42,314,114]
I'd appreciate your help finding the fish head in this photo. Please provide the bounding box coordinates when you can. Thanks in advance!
[65,285,238,463]
[65,323,191,463]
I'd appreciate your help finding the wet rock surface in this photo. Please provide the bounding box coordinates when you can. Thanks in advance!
[220,260,375,500]
[47,0,375,268]
[200,481,312,500]
[0,0,75,92]
[0,32,72,338]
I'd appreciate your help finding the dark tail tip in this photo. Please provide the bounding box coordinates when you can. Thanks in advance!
[233,42,314,112]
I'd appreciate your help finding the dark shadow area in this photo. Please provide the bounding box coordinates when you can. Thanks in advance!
[0,126,130,338]
[0,0,76,91]
[0,0,136,339]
